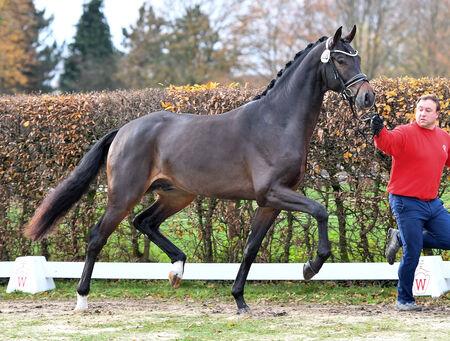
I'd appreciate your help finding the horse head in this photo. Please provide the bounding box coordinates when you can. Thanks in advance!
[320,26,375,110]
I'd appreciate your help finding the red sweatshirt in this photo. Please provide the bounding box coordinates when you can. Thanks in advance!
[374,122,450,201]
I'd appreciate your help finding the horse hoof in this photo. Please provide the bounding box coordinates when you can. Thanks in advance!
[303,261,317,281]
[74,294,88,313]
[237,306,251,315]
[169,271,182,289]
[73,308,88,314]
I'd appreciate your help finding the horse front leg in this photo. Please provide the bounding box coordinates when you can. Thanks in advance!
[231,207,280,314]
[259,186,331,280]
[302,205,331,280]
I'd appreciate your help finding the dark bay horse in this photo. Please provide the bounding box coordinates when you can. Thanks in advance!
[25,26,375,314]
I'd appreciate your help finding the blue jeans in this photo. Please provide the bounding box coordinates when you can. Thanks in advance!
[389,194,450,304]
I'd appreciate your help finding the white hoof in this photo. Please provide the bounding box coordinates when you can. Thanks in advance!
[169,260,184,289]
[73,293,88,314]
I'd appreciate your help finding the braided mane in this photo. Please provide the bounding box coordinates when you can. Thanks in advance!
[253,36,328,101]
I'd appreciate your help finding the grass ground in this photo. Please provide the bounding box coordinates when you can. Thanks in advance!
[1,278,449,306]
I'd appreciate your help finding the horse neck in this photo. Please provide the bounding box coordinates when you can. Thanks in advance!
[262,53,325,138]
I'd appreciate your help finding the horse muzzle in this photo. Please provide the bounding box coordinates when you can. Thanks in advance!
[354,81,375,109]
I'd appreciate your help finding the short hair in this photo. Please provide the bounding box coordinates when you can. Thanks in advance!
[417,94,440,112]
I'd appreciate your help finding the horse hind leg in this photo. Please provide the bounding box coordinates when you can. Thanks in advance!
[133,189,196,289]
[73,130,156,312]
[74,165,149,313]
[74,204,130,313]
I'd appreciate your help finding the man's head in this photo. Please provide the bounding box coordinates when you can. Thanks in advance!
[415,94,440,130]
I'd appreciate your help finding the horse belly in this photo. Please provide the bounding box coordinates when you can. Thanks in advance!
[167,158,256,200]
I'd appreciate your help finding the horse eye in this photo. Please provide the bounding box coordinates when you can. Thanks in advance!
[336,59,345,65]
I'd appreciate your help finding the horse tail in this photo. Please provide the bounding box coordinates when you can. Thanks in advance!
[24,129,119,241]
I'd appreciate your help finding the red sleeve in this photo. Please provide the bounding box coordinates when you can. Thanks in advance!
[374,126,406,157]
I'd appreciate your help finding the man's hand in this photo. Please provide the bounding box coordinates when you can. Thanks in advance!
[370,114,384,138]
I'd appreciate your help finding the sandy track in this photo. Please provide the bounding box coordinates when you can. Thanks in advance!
[1,298,449,317]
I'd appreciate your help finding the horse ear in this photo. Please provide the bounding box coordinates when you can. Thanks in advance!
[344,25,357,43]
[331,27,342,48]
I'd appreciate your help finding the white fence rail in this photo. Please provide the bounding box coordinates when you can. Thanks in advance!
[1,260,449,281]
[2,257,450,297]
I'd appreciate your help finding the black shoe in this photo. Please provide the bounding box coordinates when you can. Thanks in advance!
[385,228,401,265]
[395,301,422,311]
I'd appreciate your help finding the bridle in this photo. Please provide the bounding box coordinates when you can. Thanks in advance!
[321,37,378,137]
[321,37,368,107]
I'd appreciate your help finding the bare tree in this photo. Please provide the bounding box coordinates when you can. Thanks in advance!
[396,0,449,77]
[335,0,408,78]
[229,0,336,82]
[119,0,448,87]
[120,0,237,87]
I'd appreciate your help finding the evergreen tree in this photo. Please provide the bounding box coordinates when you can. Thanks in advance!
[60,0,120,92]
[23,7,61,93]
[0,0,60,93]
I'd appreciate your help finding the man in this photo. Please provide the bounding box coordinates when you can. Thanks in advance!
[371,93,450,311]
